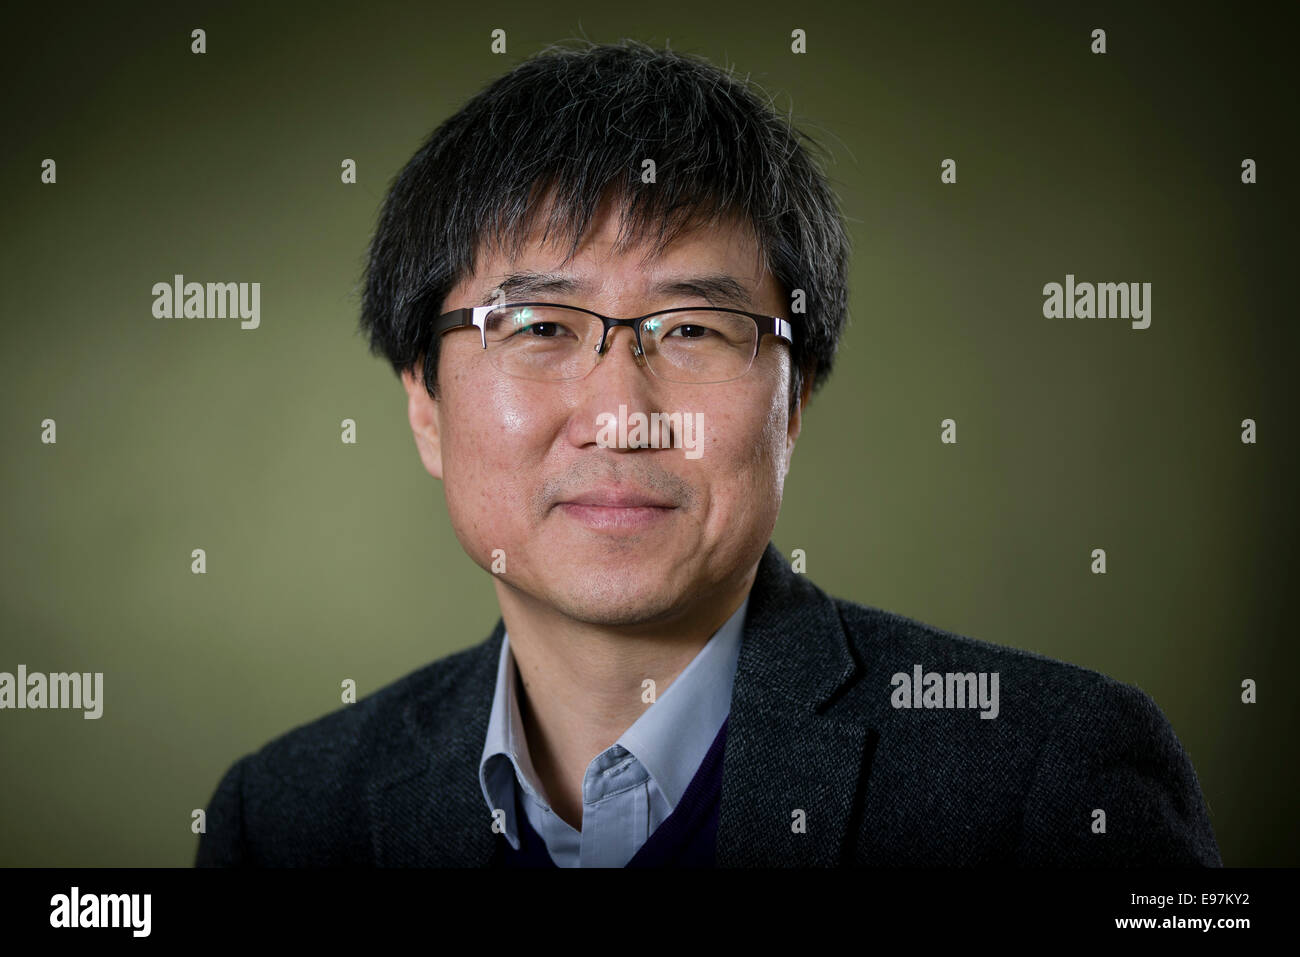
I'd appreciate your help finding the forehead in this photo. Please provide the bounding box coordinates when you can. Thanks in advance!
[458,189,779,310]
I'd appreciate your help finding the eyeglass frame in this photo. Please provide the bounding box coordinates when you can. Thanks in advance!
[432,301,795,383]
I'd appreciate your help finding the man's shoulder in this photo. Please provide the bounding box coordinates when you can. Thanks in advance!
[817,593,1220,865]
[195,636,497,865]
[754,543,1124,710]
[244,637,491,783]
[825,590,1179,752]
[830,593,1123,703]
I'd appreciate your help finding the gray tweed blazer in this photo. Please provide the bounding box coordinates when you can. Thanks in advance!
[195,541,1220,866]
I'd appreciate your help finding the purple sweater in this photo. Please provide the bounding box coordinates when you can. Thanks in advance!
[493,715,729,867]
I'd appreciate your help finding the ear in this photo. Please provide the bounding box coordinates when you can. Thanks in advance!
[400,364,444,480]
[787,370,814,451]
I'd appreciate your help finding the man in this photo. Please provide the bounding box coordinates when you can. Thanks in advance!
[196,39,1220,867]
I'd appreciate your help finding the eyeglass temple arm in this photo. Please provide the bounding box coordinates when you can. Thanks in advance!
[767,317,794,344]
[432,306,491,348]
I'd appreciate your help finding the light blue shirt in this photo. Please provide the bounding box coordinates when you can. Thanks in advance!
[478,594,750,867]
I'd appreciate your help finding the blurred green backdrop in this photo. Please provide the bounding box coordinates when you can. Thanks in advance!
[1,0,1294,866]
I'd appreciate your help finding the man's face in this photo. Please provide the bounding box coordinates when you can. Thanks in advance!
[401,197,809,629]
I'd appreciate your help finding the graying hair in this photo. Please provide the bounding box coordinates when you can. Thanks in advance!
[359,38,851,417]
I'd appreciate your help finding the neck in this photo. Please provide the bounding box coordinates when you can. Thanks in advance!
[494,563,757,830]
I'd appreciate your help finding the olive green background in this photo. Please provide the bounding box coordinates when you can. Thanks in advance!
[1,0,1294,866]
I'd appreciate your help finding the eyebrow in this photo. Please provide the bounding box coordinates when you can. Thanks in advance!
[479,271,757,311]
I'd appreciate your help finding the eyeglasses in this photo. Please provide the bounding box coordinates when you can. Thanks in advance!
[433,301,793,384]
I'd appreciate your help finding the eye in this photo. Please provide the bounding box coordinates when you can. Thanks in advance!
[512,320,581,340]
[664,323,714,339]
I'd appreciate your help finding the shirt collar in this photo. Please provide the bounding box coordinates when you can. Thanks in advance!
[615,594,748,807]
[478,592,750,840]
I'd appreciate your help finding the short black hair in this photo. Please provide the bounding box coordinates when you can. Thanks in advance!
[359,38,850,418]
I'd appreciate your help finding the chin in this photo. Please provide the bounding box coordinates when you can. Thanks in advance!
[548,583,682,627]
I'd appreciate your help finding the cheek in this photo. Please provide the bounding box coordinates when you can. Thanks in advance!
[444,363,535,468]
[440,373,551,528]
[700,389,788,515]
[742,406,788,500]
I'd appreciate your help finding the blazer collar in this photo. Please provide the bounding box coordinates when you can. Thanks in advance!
[368,541,872,866]
[714,543,875,866]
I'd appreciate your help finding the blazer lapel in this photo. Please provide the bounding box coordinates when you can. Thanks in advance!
[716,543,877,866]
[365,541,876,867]
[367,622,505,866]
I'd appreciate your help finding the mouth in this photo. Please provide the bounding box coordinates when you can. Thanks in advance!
[556,502,676,531]
[553,481,681,531]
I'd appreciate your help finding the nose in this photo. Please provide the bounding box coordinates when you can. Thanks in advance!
[592,324,645,372]
[565,322,665,452]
